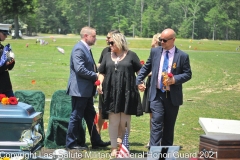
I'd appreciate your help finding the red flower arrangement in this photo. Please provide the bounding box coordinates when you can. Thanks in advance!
[9,97,18,105]
[94,80,101,86]
[140,60,145,65]
[162,72,174,98]
[0,94,18,105]
[168,73,173,78]
[0,94,7,101]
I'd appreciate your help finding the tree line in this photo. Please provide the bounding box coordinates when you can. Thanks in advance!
[0,0,240,40]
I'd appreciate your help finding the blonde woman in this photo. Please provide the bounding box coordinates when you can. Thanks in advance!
[97,33,143,156]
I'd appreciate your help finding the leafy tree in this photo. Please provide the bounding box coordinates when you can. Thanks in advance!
[204,6,227,40]
[0,0,36,38]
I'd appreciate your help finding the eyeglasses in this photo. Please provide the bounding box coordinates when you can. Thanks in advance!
[109,41,114,46]
[159,38,173,43]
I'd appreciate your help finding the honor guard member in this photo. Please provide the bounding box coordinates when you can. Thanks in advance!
[0,23,15,97]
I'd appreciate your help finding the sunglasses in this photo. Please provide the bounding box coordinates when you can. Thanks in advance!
[109,41,114,46]
[159,38,173,43]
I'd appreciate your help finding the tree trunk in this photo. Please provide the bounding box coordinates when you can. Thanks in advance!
[212,24,215,40]
[14,15,19,38]
[140,0,144,37]
[192,19,195,39]
[225,27,228,40]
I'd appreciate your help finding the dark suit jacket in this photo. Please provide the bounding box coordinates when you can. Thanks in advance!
[136,46,192,106]
[66,41,97,97]
[0,45,15,93]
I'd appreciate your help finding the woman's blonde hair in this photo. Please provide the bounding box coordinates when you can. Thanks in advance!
[152,33,161,42]
[111,33,128,51]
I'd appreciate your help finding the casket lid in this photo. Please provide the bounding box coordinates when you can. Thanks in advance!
[0,102,42,123]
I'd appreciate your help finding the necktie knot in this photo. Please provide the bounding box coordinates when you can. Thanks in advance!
[162,51,169,71]
[165,50,169,58]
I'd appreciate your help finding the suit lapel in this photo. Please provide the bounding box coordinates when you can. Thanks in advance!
[79,41,94,64]
[154,47,162,76]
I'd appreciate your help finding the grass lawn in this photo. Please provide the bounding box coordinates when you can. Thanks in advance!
[2,34,240,159]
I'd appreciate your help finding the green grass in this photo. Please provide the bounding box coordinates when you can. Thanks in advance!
[3,34,240,159]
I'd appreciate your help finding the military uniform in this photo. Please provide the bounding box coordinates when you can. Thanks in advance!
[0,23,15,97]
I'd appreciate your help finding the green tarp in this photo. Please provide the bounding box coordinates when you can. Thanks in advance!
[44,90,86,149]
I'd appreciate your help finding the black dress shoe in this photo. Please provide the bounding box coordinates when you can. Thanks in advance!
[92,141,111,149]
[67,145,88,150]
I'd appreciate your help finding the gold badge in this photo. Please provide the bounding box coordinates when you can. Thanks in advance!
[172,63,176,69]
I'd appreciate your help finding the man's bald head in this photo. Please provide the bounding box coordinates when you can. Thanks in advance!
[160,28,176,50]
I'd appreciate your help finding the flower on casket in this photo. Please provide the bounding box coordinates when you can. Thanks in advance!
[9,97,18,105]
[0,94,18,105]
[0,94,7,101]
[1,97,10,105]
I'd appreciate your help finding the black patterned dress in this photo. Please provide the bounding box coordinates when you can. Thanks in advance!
[98,50,143,119]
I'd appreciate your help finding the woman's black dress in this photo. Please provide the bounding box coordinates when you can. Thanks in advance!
[98,50,143,119]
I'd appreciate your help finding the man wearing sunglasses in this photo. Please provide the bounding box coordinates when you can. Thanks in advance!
[136,28,192,148]
[0,23,15,97]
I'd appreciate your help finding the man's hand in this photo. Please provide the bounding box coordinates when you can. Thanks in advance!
[138,82,146,92]
[167,76,175,85]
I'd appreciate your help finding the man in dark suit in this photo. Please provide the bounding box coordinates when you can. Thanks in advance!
[66,26,110,150]
[136,28,192,147]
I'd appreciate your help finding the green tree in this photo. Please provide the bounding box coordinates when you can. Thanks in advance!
[0,0,36,38]
[204,6,226,40]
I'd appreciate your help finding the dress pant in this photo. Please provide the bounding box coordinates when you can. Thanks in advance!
[150,89,179,146]
[66,96,101,147]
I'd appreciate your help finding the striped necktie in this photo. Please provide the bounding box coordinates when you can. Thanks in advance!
[160,51,169,92]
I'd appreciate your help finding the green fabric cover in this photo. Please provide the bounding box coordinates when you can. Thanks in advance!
[14,90,45,146]
[44,90,86,149]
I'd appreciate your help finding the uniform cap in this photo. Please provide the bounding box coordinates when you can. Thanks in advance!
[0,23,11,35]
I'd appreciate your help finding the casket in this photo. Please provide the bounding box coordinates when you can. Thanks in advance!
[198,134,240,160]
[0,102,43,156]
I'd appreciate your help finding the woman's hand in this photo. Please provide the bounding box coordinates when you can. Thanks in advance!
[97,84,103,94]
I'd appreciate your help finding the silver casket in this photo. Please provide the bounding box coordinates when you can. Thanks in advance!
[0,102,43,156]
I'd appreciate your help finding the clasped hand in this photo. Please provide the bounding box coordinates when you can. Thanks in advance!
[6,58,15,65]
[138,83,146,92]
[97,85,103,94]
[138,76,175,92]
